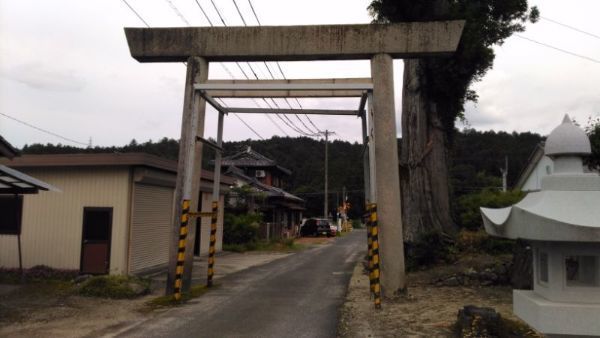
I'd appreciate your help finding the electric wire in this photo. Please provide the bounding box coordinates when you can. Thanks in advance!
[122,0,150,27]
[0,112,89,146]
[122,0,259,141]
[215,99,265,140]
[515,34,600,64]
[244,0,323,133]
[164,0,190,26]
[540,16,600,41]
[193,0,294,137]
[207,0,318,137]
[231,0,320,135]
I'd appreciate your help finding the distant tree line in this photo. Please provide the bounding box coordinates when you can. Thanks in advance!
[20,129,552,224]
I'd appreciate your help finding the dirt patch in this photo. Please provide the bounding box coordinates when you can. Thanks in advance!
[339,257,539,337]
[0,281,154,337]
[296,236,336,246]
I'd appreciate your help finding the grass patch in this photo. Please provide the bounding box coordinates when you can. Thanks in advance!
[145,284,216,310]
[223,238,305,253]
[0,265,78,284]
[78,275,150,299]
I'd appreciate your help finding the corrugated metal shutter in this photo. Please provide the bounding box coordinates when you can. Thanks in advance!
[130,184,174,274]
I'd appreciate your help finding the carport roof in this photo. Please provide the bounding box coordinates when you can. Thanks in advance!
[0,164,60,194]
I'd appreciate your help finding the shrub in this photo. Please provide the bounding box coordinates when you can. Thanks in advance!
[223,213,262,245]
[79,275,150,299]
[0,265,78,284]
[457,189,525,230]
[351,219,363,229]
[405,231,457,271]
[456,229,516,255]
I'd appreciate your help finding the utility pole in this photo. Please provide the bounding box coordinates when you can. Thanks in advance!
[320,130,335,219]
[324,130,329,219]
[500,156,508,192]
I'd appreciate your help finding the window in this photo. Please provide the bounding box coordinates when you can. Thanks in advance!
[539,251,549,283]
[0,195,23,235]
[565,256,599,287]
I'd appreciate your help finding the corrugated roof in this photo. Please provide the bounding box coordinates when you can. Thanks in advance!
[0,164,60,194]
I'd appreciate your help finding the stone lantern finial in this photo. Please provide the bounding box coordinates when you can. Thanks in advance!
[544,114,591,157]
[544,114,591,174]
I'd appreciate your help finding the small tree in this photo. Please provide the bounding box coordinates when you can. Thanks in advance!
[584,116,600,171]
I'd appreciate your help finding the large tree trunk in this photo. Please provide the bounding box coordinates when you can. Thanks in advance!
[400,59,455,242]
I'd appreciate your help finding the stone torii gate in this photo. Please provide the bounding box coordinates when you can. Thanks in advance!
[124,21,464,299]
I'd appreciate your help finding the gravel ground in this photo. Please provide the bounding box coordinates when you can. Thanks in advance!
[338,260,538,337]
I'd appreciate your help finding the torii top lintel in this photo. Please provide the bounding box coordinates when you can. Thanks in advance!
[124,21,465,63]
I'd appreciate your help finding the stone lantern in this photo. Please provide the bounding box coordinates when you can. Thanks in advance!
[480,115,600,337]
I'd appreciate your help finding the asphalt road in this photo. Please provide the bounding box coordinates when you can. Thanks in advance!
[116,230,365,338]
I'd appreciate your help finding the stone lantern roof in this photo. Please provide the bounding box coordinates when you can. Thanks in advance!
[480,115,600,242]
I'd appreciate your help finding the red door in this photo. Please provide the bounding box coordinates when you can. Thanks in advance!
[80,208,112,274]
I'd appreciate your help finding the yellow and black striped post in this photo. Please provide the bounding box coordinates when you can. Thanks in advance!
[367,203,382,309]
[206,201,218,287]
[365,207,374,294]
[174,199,190,301]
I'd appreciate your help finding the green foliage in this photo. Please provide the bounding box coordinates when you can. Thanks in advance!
[22,137,180,160]
[405,231,457,271]
[450,129,543,191]
[457,189,525,230]
[146,284,212,309]
[369,0,538,134]
[223,238,302,253]
[227,184,267,211]
[584,116,600,171]
[0,265,78,284]
[351,219,363,229]
[456,229,515,255]
[223,213,262,245]
[78,275,150,299]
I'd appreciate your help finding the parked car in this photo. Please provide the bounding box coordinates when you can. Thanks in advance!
[300,218,333,237]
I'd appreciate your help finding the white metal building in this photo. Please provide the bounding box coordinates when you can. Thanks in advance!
[0,153,232,275]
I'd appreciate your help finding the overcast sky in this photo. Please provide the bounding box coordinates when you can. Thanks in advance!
[1,0,599,148]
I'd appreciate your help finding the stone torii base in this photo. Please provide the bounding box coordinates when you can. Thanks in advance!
[124,21,465,298]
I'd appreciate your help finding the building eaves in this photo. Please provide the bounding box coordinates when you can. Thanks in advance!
[0,135,19,159]
[0,153,235,186]
[514,142,545,190]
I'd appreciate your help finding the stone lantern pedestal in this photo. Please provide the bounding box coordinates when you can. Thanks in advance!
[481,116,600,337]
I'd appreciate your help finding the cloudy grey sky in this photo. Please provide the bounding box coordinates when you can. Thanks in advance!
[1,0,599,148]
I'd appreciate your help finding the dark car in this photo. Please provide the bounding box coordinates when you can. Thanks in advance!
[300,218,332,237]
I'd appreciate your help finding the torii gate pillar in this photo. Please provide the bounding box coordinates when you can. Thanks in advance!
[370,53,405,293]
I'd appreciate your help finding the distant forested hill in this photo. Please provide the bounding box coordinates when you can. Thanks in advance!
[21,130,543,218]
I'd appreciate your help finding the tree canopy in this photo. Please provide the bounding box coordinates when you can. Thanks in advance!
[369,0,539,135]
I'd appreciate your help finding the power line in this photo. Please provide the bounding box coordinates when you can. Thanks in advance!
[0,112,89,146]
[122,0,260,141]
[164,0,190,26]
[215,99,265,140]
[121,0,150,27]
[192,0,290,138]
[540,16,600,41]
[244,0,323,134]
[207,0,317,137]
[515,34,600,64]
[231,0,320,135]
